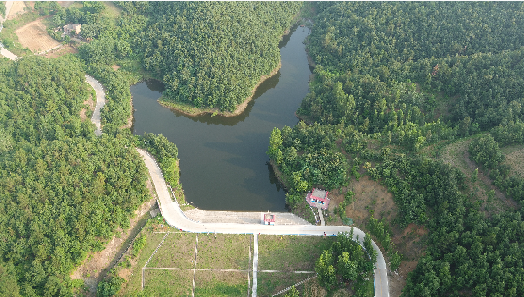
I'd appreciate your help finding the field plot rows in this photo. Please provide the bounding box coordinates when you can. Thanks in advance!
[134,232,325,296]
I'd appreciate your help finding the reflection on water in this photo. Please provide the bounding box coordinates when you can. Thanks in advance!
[167,71,281,126]
[145,79,165,92]
[132,26,311,211]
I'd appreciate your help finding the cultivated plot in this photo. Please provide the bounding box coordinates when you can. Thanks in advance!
[196,234,251,270]
[258,235,336,271]
[257,272,313,296]
[194,271,248,297]
[147,233,196,269]
[143,269,193,296]
[15,18,61,53]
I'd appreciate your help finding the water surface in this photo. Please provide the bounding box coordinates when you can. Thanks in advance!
[132,26,311,211]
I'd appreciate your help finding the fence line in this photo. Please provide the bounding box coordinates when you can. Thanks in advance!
[142,233,169,290]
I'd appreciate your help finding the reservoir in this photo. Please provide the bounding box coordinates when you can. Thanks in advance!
[131,26,311,211]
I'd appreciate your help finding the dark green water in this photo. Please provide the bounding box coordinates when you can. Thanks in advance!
[131,26,311,211]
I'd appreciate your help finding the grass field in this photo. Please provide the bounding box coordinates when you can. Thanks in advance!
[118,232,165,294]
[143,269,192,296]
[119,217,345,296]
[195,271,248,297]
[147,233,196,269]
[258,272,313,296]
[197,234,251,270]
[440,136,514,214]
[501,144,524,178]
[258,235,336,271]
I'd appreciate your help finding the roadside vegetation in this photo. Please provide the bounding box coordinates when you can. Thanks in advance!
[267,2,524,295]
[0,55,151,296]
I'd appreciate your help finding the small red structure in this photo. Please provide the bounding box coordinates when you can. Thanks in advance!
[264,213,276,226]
[306,188,330,210]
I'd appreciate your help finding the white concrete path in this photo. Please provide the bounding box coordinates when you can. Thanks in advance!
[136,148,389,297]
[317,208,325,226]
[85,75,106,136]
[252,234,259,297]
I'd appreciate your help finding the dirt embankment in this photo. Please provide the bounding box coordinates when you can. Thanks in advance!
[120,94,134,130]
[70,179,158,295]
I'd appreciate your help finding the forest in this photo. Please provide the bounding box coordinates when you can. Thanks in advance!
[0,55,152,295]
[268,2,524,296]
[136,2,302,112]
[3,1,524,296]
[70,1,303,112]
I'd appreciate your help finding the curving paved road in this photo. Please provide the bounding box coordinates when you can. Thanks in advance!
[136,148,389,297]
[85,75,106,136]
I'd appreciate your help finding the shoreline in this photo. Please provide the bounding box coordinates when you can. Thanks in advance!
[268,159,289,191]
[156,24,298,118]
[158,60,282,118]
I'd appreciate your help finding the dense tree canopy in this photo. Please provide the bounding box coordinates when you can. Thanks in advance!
[0,56,150,295]
[137,1,302,111]
[268,2,524,295]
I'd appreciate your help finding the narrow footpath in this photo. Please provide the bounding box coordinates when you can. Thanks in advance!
[252,234,259,297]
[85,75,105,136]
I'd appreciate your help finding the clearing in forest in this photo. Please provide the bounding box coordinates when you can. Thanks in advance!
[501,144,524,178]
[440,137,517,213]
[15,17,61,53]
[329,176,426,297]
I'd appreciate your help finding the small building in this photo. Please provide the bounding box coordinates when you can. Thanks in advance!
[63,24,81,35]
[306,188,330,210]
[264,213,276,226]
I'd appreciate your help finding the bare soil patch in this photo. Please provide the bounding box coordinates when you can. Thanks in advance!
[388,260,418,297]
[344,176,398,225]
[325,176,428,296]
[70,180,157,295]
[80,95,95,122]
[15,17,61,53]
[112,65,121,71]
[43,44,78,58]
[6,1,27,20]
[387,224,428,297]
